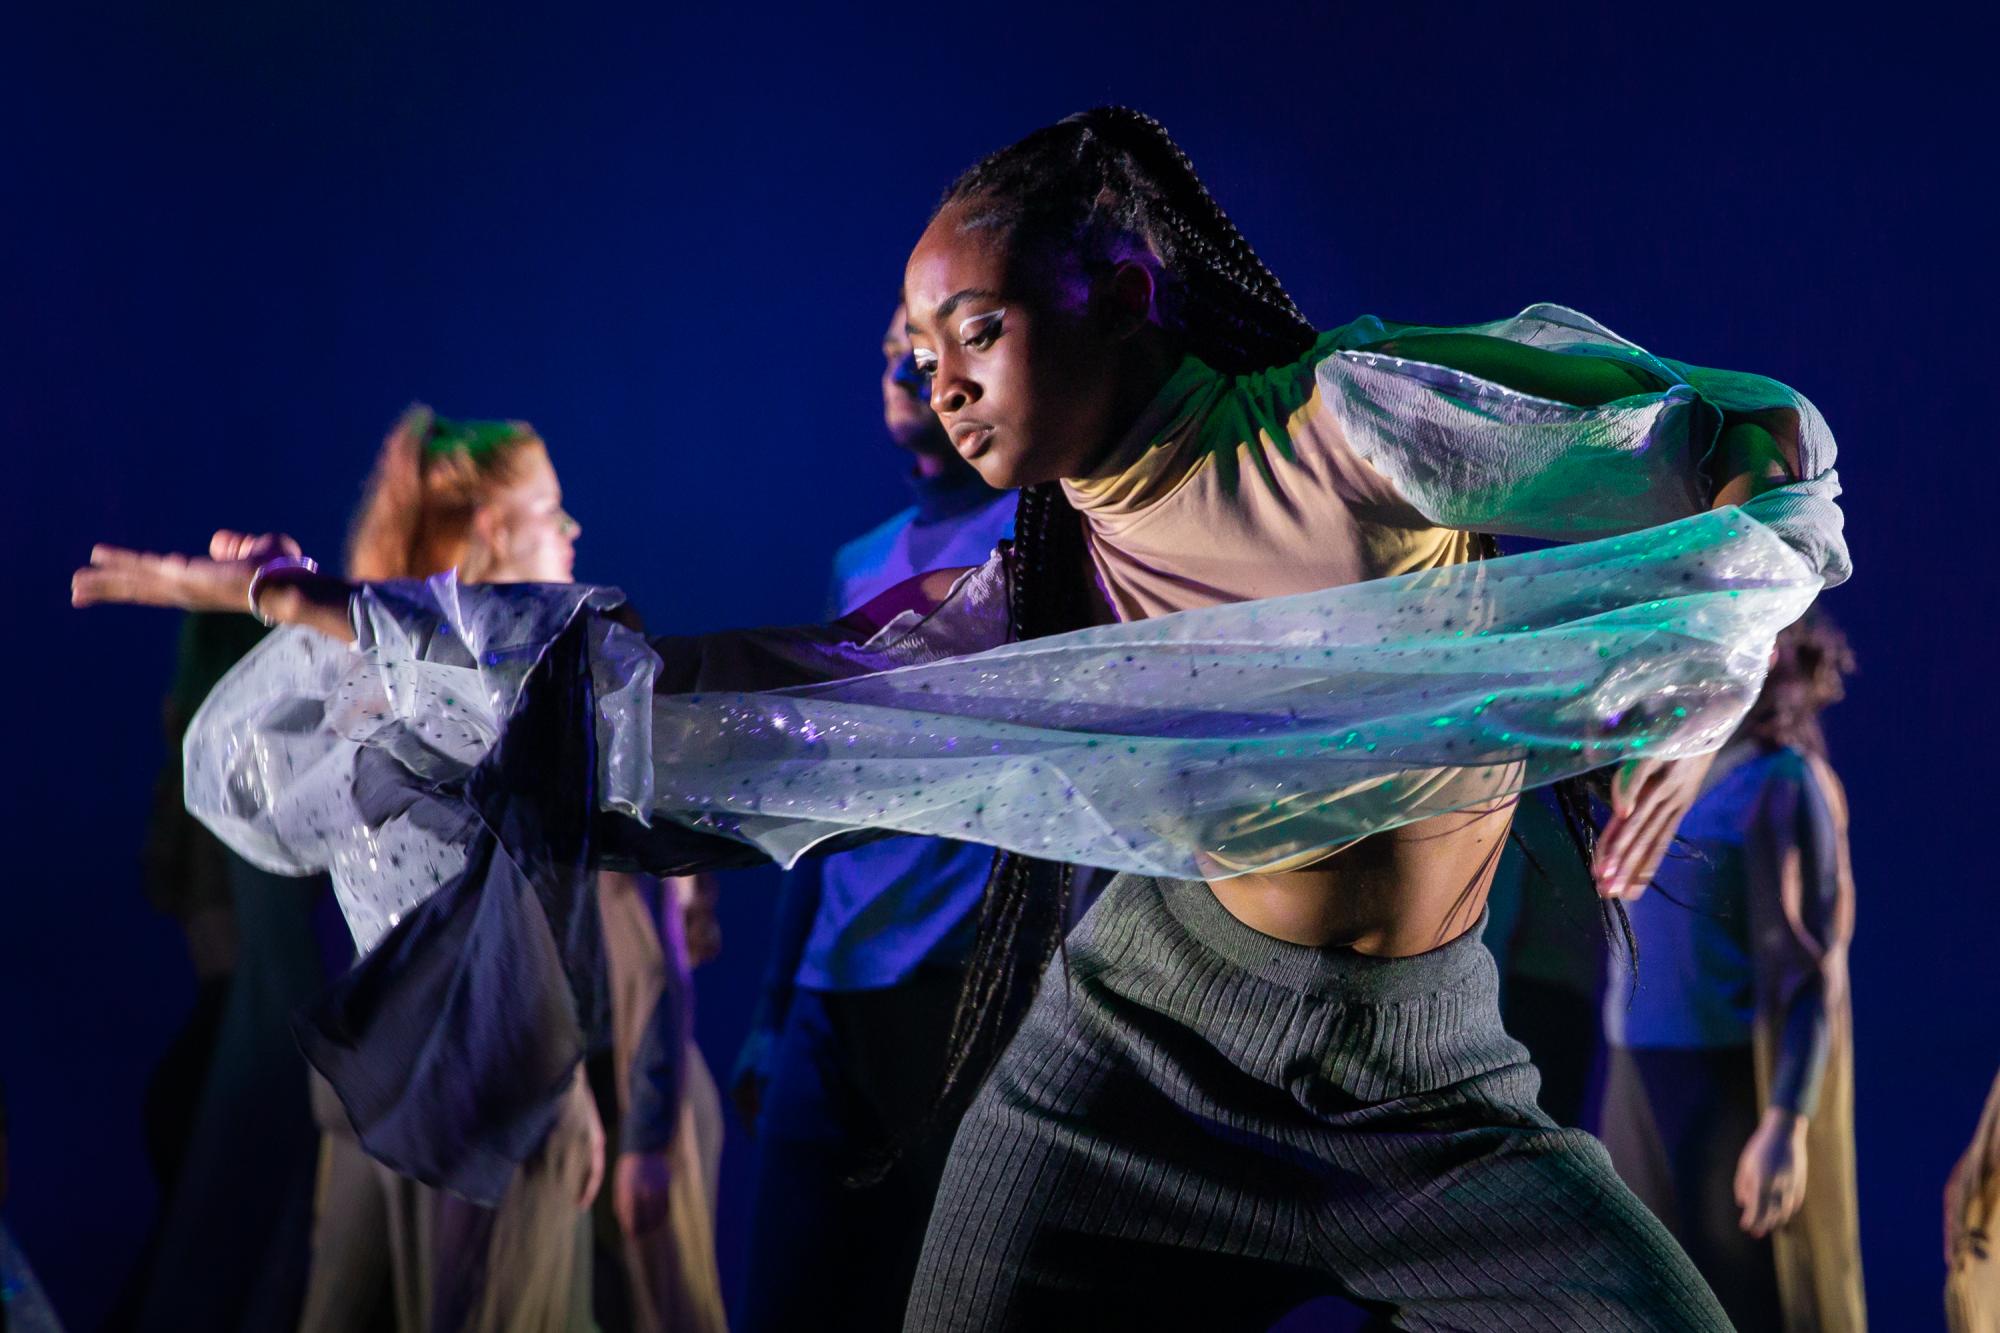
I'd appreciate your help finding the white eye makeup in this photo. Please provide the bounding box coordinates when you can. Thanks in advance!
[958,308,1005,346]
[910,307,1006,380]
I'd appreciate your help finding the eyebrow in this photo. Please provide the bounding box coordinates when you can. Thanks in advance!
[909,287,1004,336]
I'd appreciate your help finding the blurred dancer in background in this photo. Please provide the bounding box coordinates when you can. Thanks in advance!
[297,408,723,1333]
[595,870,727,1333]
[1600,611,1865,1331]
[733,303,1014,1331]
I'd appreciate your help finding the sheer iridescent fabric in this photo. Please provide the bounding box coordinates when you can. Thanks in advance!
[189,504,1818,952]
[642,504,1816,873]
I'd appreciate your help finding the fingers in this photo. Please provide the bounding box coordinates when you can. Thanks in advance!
[1738,1173,1800,1238]
[612,1159,671,1236]
[1750,1185,1777,1237]
[72,549,188,608]
[208,531,301,562]
[71,566,119,607]
[576,1091,606,1211]
[1599,800,1677,900]
[1747,1183,1796,1238]
[1737,1166,1774,1237]
[87,543,148,569]
[1609,758,1662,820]
[1596,764,1653,893]
[1772,1177,1804,1231]
[1597,758,1691,899]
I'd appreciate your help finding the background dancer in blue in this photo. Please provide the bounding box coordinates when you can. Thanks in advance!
[733,303,1015,1332]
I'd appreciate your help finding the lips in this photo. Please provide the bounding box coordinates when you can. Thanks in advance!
[951,421,995,459]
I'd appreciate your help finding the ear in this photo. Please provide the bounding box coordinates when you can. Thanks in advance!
[1098,260,1159,342]
[469,501,509,563]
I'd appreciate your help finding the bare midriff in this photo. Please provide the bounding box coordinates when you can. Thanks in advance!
[893,549,1528,960]
[1205,800,1516,956]
[1061,548,1523,958]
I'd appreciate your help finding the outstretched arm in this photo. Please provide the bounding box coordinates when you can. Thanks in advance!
[72,530,358,642]
[74,526,983,671]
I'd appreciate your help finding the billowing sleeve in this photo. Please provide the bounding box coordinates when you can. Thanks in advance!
[182,554,1016,945]
[179,558,1011,1202]
[1308,304,1849,585]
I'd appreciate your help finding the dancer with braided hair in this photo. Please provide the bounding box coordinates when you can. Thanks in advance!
[72,108,1846,1330]
[880,107,1841,1332]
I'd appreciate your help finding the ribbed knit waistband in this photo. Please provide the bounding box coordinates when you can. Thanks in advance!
[1144,874,1495,1004]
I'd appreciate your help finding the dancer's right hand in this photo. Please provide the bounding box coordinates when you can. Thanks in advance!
[71,529,301,613]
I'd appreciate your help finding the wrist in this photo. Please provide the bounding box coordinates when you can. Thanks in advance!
[1762,1105,1807,1136]
[247,555,320,626]
[256,581,307,627]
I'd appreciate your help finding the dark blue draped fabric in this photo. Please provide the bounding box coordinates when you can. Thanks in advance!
[294,618,608,1205]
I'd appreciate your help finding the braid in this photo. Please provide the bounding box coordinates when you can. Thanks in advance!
[1070,107,1315,371]
[938,106,1316,376]
[854,485,1079,1183]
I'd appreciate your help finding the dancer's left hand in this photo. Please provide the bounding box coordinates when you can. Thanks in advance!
[1735,1106,1809,1237]
[1595,751,1717,900]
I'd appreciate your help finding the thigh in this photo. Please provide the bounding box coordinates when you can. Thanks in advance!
[905,977,1327,1333]
[1319,1115,1731,1332]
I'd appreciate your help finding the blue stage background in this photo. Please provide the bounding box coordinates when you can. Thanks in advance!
[4,4,1989,1327]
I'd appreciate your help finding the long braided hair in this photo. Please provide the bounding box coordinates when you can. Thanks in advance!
[904,107,1622,1163]
[889,109,1317,1159]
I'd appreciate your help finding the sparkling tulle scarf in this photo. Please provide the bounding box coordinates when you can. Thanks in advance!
[187,503,1815,953]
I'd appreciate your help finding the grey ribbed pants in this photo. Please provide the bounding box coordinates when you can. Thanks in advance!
[905,874,1728,1332]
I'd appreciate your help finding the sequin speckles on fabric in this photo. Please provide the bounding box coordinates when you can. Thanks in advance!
[186,507,1815,951]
